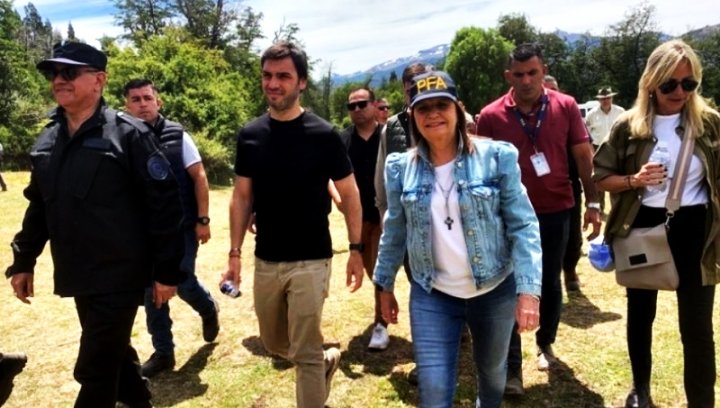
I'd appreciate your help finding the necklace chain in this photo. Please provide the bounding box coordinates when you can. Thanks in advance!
[436,180,455,230]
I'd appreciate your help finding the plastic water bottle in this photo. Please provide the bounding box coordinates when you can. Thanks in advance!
[220,280,241,298]
[646,141,671,192]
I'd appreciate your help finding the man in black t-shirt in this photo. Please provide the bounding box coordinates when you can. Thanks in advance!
[340,87,389,351]
[224,41,364,408]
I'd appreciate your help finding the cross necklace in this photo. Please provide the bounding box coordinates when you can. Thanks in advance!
[436,180,456,230]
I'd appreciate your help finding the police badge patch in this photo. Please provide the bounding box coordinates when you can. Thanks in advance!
[147,153,170,180]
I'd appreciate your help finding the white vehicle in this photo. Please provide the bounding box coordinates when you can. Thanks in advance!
[577,100,600,118]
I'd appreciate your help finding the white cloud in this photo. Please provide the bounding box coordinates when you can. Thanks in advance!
[54,15,124,47]
[246,0,719,75]
[20,0,720,75]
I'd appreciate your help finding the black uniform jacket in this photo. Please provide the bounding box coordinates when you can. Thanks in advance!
[6,100,185,296]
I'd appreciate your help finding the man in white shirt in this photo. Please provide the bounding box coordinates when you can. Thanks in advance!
[585,87,625,148]
[585,87,624,214]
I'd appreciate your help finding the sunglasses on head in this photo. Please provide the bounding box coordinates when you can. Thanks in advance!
[658,78,698,95]
[346,100,369,111]
[41,66,99,82]
[377,106,389,111]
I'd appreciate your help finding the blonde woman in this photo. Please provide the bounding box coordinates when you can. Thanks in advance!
[593,39,720,408]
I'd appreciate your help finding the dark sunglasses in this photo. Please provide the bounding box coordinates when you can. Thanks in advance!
[658,78,698,95]
[41,66,100,81]
[347,100,369,111]
[377,106,390,111]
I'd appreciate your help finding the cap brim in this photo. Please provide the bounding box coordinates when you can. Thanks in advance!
[596,93,618,98]
[36,58,91,71]
[410,92,457,108]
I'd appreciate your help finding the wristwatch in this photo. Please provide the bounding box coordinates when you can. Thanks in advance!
[349,243,364,253]
[586,202,601,210]
[197,216,211,225]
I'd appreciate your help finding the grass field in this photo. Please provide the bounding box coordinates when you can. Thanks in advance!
[0,170,718,407]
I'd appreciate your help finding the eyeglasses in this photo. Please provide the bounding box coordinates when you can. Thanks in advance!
[377,106,389,111]
[41,66,100,82]
[658,78,699,95]
[414,100,454,115]
[347,100,369,111]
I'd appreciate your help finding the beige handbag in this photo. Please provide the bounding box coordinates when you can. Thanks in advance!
[612,126,694,291]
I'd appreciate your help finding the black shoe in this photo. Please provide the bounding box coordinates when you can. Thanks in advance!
[625,387,651,408]
[504,369,524,396]
[202,300,220,343]
[408,366,418,386]
[141,352,175,378]
[0,353,27,405]
[116,401,153,408]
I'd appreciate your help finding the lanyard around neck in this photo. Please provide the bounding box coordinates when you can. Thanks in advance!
[512,92,549,147]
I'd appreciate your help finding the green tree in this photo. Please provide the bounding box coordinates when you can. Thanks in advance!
[303,64,333,121]
[687,31,720,106]
[176,0,237,48]
[0,0,52,165]
[561,35,605,102]
[103,29,256,183]
[497,13,537,47]
[0,0,23,124]
[235,6,262,51]
[66,22,75,40]
[272,19,302,45]
[592,2,662,108]
[444,27,514,114]
[19,3,56,58]
[113,0,172,46]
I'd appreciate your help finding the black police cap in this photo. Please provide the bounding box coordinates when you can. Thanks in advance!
[36,42,107,72]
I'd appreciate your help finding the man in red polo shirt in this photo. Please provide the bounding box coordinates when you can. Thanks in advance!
[476,43,601,396]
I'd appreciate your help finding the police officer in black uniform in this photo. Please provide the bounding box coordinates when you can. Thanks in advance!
[6,42,185,408]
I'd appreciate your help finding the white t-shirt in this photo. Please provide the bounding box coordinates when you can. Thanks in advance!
[430,161,489,299]
[182,131,202,169]
[642,113,707,207]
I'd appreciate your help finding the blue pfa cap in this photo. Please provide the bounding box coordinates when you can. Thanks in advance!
[408,70,458,107]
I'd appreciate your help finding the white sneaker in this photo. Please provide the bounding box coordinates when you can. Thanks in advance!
[367,323,390,350]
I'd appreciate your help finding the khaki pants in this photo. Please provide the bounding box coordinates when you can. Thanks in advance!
[254,257,332,408]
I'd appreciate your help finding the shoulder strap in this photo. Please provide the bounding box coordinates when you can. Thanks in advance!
[665,125,695,215]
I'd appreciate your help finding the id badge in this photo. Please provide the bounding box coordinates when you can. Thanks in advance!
[530,152,551,177]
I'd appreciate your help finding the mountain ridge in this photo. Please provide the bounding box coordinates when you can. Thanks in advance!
[332,25,720,88]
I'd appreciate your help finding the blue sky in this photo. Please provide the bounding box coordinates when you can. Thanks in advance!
[16,0,720,76]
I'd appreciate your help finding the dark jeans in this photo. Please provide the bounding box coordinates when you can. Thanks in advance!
[74,292,150,408]
[144,229,216,355]
[508,209,570,371]
[626,205,715,407]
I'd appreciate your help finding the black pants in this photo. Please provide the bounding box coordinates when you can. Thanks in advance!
[563,179,583,275]
[508,209,570,370]
[74,292,151,408]
[626,205,715,407]
[0,159,6,190]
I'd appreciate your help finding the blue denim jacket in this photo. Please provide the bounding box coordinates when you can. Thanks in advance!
[373,137,542,296]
